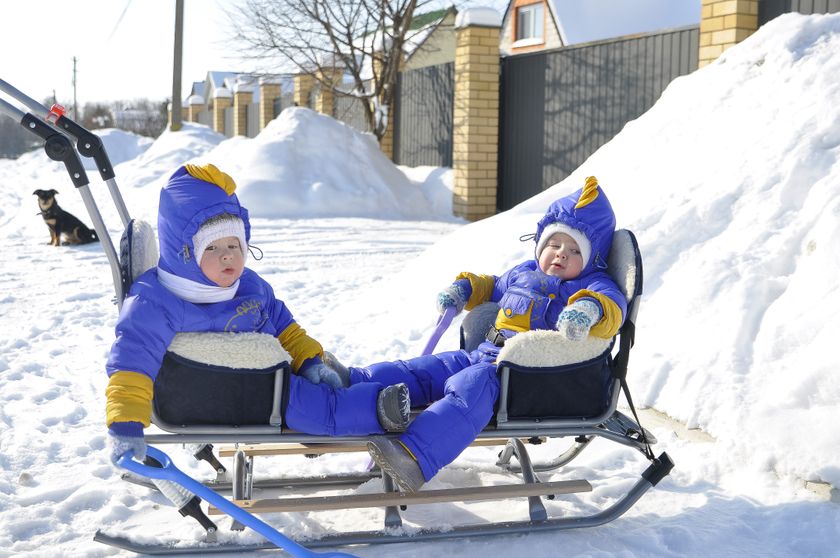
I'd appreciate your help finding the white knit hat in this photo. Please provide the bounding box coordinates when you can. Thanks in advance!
[192,214,247,262]
[535,222,591,270]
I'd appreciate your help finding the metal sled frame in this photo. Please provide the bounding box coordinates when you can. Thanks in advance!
[0,80,673,555]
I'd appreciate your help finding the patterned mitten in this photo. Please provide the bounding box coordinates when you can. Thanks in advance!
[108,421,147,463]
[435,279,470,315]
[300,361,344,389]
[555,299,602,341]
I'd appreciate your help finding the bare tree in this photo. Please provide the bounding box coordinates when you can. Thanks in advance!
[230,0,440,144]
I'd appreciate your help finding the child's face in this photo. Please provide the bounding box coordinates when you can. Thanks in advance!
[199,236,245,287]
[538,232,584,279]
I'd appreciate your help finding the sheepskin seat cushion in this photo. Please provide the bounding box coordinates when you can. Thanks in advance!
[168,331,291,369]
[497,329,612,368]
[127,219,158,281]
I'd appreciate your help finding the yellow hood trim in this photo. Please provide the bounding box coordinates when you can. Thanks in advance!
[185,163,237,195]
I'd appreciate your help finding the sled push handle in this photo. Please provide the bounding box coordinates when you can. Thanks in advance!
[117,446,359,558]
[0,79,130,305]
[0,77,130,227]
[421,306,457,355]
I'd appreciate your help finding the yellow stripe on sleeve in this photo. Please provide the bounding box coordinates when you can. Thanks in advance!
[455,272,496,311]
[567,289,623,338]
[105,371,154,427]
[278,322,324,372]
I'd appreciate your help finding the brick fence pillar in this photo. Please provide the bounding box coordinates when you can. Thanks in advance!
[233,82,253,136]
[452,8,501,222]
[186,94,205,123]
[212,88,232,134]
[699,0,759,67]
[259,76,281,130]
[294,73,315,107]
[315,67,340,116]
[372,55,396,161]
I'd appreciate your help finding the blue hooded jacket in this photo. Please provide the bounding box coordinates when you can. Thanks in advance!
[458,177,627,338]
[105,165,322,428]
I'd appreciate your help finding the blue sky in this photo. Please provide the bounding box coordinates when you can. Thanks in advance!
[1,0,700,106]
[550,0,701,44]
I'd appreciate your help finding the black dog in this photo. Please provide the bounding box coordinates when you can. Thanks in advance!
[33,189,98,246]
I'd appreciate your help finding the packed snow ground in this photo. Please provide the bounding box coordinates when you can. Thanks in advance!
[2,12,840,557]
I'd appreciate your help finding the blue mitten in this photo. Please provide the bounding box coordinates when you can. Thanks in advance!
[556,299,602,341]
[300,360,344,389]
[108,421,146,463]
[436,279,471,315]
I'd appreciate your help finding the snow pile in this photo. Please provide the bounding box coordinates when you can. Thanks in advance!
[196,107,441,219]
[80,128,152,171]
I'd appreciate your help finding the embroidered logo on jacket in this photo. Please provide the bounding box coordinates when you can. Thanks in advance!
[224,299,269,332]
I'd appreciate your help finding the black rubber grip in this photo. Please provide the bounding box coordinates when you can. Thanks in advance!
[642,451,675,486]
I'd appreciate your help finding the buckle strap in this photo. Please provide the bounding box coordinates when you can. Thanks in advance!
[486,326,509,347]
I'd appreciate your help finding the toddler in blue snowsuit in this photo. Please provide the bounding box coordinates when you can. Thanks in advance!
[106,164,409,462]
[354,177,628,492]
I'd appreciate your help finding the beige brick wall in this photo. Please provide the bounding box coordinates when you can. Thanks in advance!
[380,120,394,161]
[453,24,501,222]
[294,74,315,107]
[315,68,341,116]
[233,90,252,136]
[699,0,759,66]
[259,81,281,129]
[187,102,204,123]
[212,96,231,134]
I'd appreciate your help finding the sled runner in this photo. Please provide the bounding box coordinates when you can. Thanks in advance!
[0,79,673,555]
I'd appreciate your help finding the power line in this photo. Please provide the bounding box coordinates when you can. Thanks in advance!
[107,0,134,42]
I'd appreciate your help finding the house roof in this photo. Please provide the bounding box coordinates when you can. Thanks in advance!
[409,8,452,30]
[404,5,456,60]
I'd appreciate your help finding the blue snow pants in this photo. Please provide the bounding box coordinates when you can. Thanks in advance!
[284,374,386,436]
[349,342,501,481]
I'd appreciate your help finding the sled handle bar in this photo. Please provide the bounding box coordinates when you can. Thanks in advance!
[0,78,130,227]
[421,306,457,356]
[0,97,89,187]
[117,446,358,558]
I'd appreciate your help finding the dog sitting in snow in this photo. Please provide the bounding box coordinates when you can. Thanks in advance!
[33,189,98,246]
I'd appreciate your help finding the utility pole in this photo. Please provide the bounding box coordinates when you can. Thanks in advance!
[171,0,184,131]
[72,56,78,119]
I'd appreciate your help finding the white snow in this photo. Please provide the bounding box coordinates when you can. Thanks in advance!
[1,12,840,557]
[455,7,503,29]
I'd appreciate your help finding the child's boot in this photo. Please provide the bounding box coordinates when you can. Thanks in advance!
[376,383,410,431]
[367,436,425,493]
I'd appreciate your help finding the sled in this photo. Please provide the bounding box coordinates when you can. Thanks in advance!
[1,80,673,555]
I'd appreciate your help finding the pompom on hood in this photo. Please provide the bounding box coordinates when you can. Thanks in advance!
[533,176,616,272]
[157,164,251,286]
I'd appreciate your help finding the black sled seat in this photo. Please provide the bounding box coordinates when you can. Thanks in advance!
[113,221,674,552]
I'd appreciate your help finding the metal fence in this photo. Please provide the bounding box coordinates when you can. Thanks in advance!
[393,62,454,167]
[247,101,259,138]
[334,94,371,133]
[197,109,212,128]
[273,93,295,118]
[498,26,699,210]
[759,0,840,24]
[224,107,234,138]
